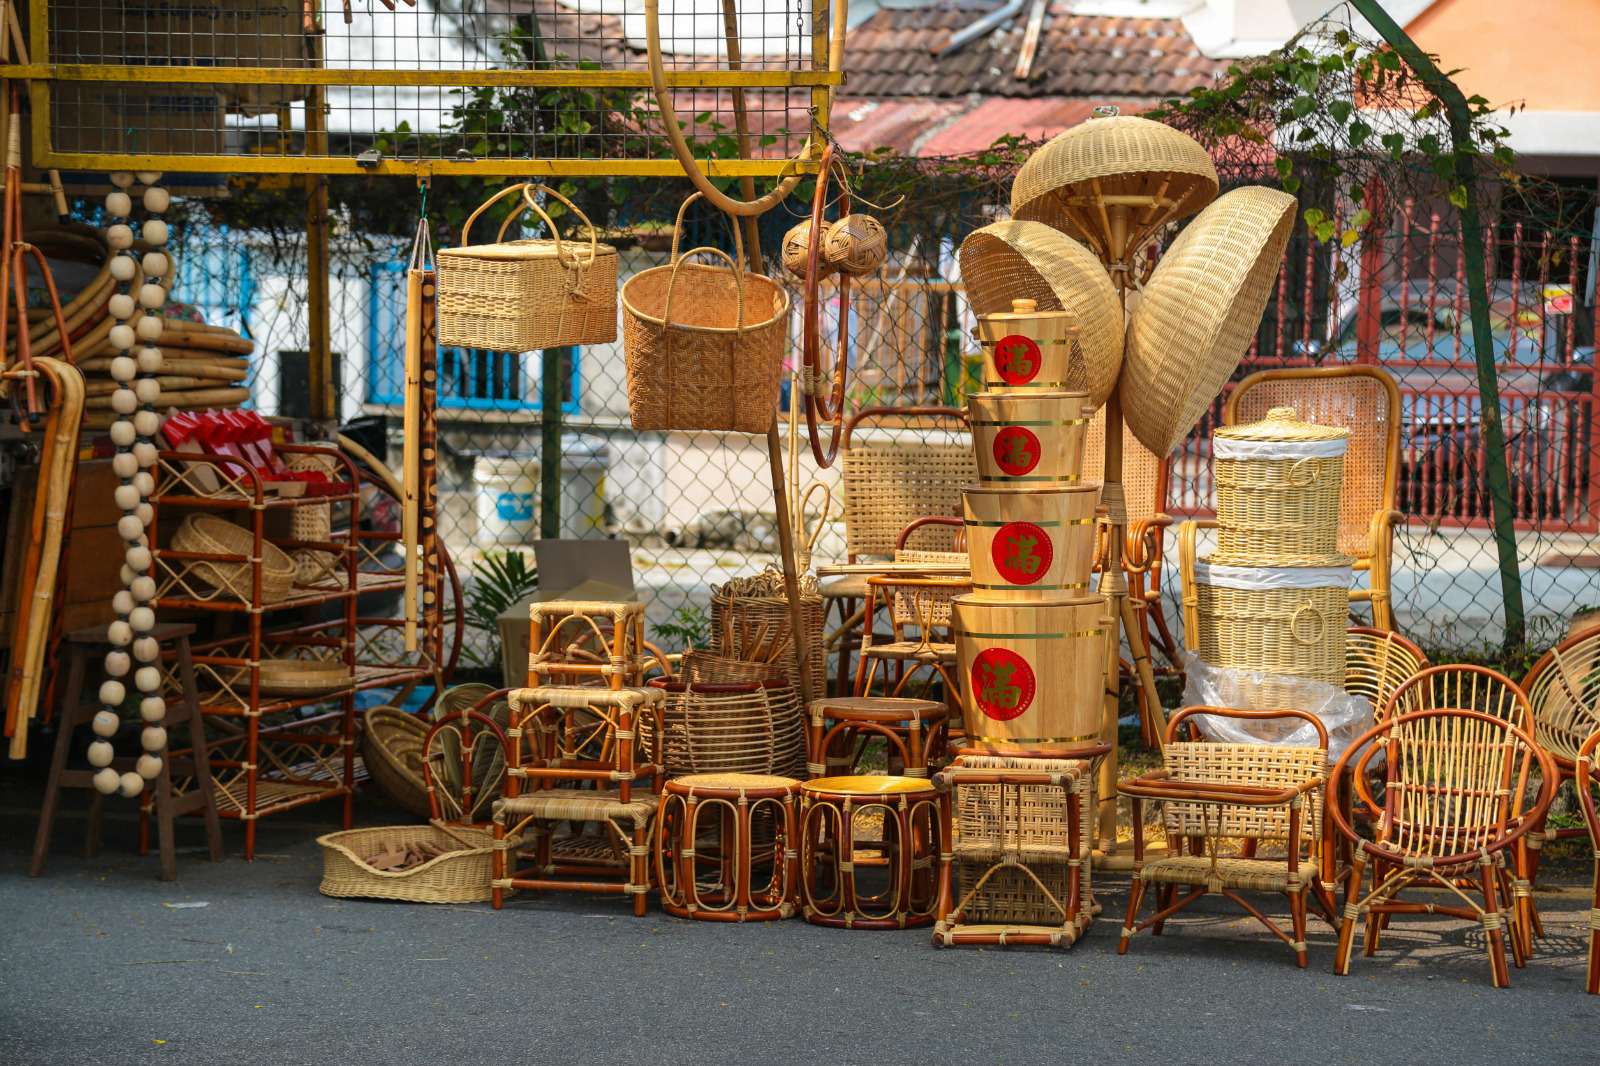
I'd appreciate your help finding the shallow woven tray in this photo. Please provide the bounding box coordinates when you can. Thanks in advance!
[258,659,352,695]
[318,824,512,904]
[170,513,296,604]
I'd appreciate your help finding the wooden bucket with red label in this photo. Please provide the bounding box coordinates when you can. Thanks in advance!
[953,595,1108,753]
[962,484,1098,601]
[968,390,1090,485]
[975,298,1081,394]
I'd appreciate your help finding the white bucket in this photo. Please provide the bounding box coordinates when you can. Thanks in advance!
[473,454,539,546]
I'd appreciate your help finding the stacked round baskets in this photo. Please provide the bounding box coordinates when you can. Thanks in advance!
[1193,406,1351,689]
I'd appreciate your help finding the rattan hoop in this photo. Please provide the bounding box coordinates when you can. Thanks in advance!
[169,513,296,604]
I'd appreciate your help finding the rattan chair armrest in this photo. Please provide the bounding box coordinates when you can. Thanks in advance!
[1117,778,1302,806]
[1125,513,1173,572]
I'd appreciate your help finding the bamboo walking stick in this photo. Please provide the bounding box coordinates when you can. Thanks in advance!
[401,220,431,651]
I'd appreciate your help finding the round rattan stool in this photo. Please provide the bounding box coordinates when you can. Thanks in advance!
[807,696,950,779]
[798,775,946,929]
[655,773,802,922]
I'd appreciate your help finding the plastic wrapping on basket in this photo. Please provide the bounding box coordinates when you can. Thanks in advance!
[1179,651,1371,761]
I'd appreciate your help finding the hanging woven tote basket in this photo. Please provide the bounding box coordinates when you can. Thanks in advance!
[436,183,618,353]
[621,192,791,434]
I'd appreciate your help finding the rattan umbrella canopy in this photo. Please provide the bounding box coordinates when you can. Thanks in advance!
[957,220,1123,407]
[1120,185,1297,458]
[1010,116,1219,246]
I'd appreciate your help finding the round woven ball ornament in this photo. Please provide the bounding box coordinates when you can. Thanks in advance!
[1120,186,1297,458]
[822,214,887,277]
[782,219,832,280]
[957,220,1123,408]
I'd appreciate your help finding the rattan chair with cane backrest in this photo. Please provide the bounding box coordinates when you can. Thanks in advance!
[1572,727,1600,994]
[1344,627,1429,717]
[1518,629,1600,908]
[855,574,971,710]
[1329,708,1557,988]
[1224,366,1404,629]
[1118,707,1335,967]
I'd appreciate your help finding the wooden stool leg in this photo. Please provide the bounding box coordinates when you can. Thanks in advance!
[632,818,649,918]
[29,644,89,877]
[176,636,224,863]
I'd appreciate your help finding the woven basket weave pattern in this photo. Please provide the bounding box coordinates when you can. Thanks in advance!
[1160,741,1326,843]
[655,681,806,778]
[170,514,296,604]
[361,706,432,817]
[1194,580,1347,686]
[318,824,506,904]
[1213,454,1346,559]
[841,445,975,557]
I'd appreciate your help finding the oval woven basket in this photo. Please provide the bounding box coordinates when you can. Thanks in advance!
[258,659,352,696]
[361,706,432,817]
[170,513,296,604]
[317,824,513,904]
[1212,406,1351,561]
[650,677,806,778]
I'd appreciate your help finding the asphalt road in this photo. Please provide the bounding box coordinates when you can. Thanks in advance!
[3,781,1597,1065]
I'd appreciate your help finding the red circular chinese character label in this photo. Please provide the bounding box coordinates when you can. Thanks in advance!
[992,334,1042,385]
[991,521,1052,585]
[970,648,1035,721]
[992,425,1042,476]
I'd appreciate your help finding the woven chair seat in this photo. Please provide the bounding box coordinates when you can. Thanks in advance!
[821,574,871,600]
[862,641,957,663]
[494,789,660,827]
[954,839,1079,865]
[811,696,947,723]
[671,772,800,791]
[1138,855,1314,893]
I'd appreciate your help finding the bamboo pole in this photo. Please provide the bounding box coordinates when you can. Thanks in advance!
[402,262,423,649]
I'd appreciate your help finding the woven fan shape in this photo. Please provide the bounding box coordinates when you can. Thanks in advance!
[957,221,1123,407]
[1011,116,1219,235]
[1120,186,1297,458]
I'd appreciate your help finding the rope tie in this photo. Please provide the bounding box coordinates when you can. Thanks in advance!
[682,847,696,859]
[1512,879,1532,899]
[1099,481,1127,525]
[839,860,854,873]
[1343,903,1364,921]
[1291,940,1307,952]
[1526,834,1543,851]
[1480,912,1504,932]
[629,845,649,856]
[624,883,648,894]
[806,762,826,776]
[1121,925,1136,939]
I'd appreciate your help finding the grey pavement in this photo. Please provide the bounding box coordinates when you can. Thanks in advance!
[2,779,1597,1065]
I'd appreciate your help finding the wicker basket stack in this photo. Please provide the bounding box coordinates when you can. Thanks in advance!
[1193,406,1352,686]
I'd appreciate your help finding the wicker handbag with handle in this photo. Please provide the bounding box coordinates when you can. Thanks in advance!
[621,192,791,433]
[437,183,618,353]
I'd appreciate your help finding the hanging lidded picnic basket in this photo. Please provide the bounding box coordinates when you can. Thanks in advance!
[1189,558,1351,687]
[436,183,618,353]
[622,192,791,434]
[1211,406,1349,562]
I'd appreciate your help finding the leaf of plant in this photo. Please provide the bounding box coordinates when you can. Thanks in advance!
[1328,100,1352,124]
[1291,95,1317,119]
[1448,185,1469,209]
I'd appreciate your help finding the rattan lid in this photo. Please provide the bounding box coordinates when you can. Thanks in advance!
[978,297,1079,329]
[1215,406,1351,444]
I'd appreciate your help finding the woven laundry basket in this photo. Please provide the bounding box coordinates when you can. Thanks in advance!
[437,183,618,353]
[169,513,296,604]
[1211,406,1349,562]
[1120,186,1297,458]
[957,222,1122,407]
[622,193,790,434]
[649,677,806,778]
[1191,556,1352,686]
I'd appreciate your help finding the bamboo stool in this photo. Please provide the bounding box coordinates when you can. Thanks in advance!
[30,623,223,881]
[527,600,647,689]
[807,696,949,778]
[655,773,802,921]
[491,685,666,916]
[798,775,945,929]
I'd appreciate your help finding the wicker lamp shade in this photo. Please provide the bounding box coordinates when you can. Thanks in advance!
[823,214,888,276]
[957,221,1123,407]
[1010,116,1218,242]
[1120,186,1297,457]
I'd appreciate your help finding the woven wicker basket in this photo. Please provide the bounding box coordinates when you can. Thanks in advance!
[622,193,791,434]
[823,214,888,277]
[318,824,510,904]
[1192,557,1351,686]
[650,677,806,777]
[1212,406,1349,562]
[258,658,352,695]
[709,568,825,696]
[437,183,618,353]
[170,513,296,604]
[361,706,432,817]
[287,450,341,584]
[1120,186,1297,458]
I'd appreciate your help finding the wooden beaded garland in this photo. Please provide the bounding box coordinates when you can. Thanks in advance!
[88,172,170,796]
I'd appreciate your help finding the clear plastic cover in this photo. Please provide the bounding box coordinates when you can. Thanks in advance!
[1179,651,1373,761]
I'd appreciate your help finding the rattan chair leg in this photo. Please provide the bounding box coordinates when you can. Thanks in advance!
[491,818,506,910]
[632,821,649,917]
[1290,890,1309,968]
[1334,857,1365,976]
[1588,888,1600,994]
[1480,861,1511,989]
[1152,882,1177,935]
[1118,878,1147,954]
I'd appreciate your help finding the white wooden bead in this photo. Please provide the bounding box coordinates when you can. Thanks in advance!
[136,347,163,374]
[134,410,161,437]
[140,696,166,722]
[112,590,135,616]
[142,252,168,277]
[107,620,133,646]
[117,514,145,541]
[99,679,126,706]
[121,564,137,587]
[134,378,162,404]
[134,502,154,526]
[109,255,138,282]
[132,636,160,662]
[136,315,164,341]
[109,293,136,320]
[109,324,136,351]
[110,388,138,414]
[111,452,139,479]
[142,220,169,246]
[93,767,121,794]
[110,356,137,383]
[134,666,162,693]
[132,441,158,467]
[111,171,136,189]
[88,740,115,768]
[105,191,131,217]
[141,726,167,752]
[135,171,162,186]
[92,709,122,737]
[113,483,140,511]
[142,186,170,214]
[138,283,165,310]
[133,471,155,496]
[118,771,144,797]
[136,753,163,780]
[110,421,137,448]
[130,576,156,602]
[106,224,134,250]
[104,650,130,677]
[129,606,156,632]
[125,544,152,572]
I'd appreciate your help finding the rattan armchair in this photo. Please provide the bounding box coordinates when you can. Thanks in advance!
[1521,631,1600,896]
[1118,707,1335,968]
[1224,365,1403,629]
[1344,626,1428,715]
[1329,708,1557,988]
[1572,727,1600,994]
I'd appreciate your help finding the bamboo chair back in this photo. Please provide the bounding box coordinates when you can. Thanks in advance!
[867,575,970,646]
[1081,405,1162,524]
[1521,629,1600,767]
[1159,708,1327,848]
[1384,665,1532,730]
[895,515,967,563]
[1224,366,1400,561]
[840,407,974,559]
[1345,626,1429,718]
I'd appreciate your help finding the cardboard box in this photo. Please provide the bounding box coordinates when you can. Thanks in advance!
[494,541,638,689]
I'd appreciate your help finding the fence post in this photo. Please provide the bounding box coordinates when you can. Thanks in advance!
[1351,0,1527,650]
[540,347,565,539]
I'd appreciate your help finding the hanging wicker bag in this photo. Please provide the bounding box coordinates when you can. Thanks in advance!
[437,183,618,353]
[1211,406,1349,562]
[169,513,296,604]
[622,192,791,434]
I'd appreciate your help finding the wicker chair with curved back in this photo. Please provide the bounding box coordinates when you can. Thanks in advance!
[1573,727,1600,994]
[1344,626,1428,716]
[1329,707,1557,988]
[1382,664,1533,727]
[1519,629,1600,908]
[1223,366,1403,629]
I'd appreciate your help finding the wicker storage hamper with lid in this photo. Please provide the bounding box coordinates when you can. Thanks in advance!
[1190,556,1351,686]
[1211,406,1349,562]
[436,183,618,353]
[622,193,791,433]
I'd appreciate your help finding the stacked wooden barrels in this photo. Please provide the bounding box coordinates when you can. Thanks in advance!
[953,299,1109,752]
